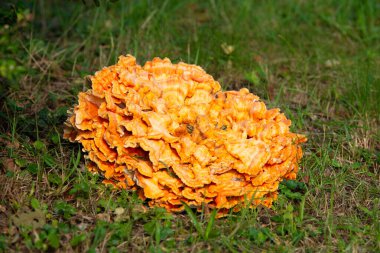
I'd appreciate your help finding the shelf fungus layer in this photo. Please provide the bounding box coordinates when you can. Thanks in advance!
[64,55,307,215]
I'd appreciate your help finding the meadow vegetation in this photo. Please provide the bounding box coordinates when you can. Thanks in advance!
[0,0,379,252]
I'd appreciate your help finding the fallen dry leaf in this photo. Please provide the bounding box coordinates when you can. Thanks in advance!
[221,42,235,55]
[114,207,125,216]
[96,213,110,222]
[11,209,46,229]
[2,158,19,172]
[324,59,340,68]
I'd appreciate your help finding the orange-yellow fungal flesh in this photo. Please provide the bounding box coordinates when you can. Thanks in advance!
[64,55,306,215]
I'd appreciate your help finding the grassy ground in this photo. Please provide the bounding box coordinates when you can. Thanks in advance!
[0,0,379,252]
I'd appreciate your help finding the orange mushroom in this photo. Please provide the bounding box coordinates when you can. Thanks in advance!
[64,55,307,215]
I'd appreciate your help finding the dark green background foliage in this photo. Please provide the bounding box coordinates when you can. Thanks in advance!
[0,0,379,252]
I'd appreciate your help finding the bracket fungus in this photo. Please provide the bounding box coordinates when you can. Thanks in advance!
[64,55,307,215]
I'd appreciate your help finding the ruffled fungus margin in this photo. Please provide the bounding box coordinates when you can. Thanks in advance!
[64,55,307,215]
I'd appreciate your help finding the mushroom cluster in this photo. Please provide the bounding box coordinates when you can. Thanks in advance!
[64,55,306,214]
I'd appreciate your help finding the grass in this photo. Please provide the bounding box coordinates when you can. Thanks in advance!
[0,0,379,252]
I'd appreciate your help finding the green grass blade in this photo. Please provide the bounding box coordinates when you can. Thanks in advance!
[182,202,203,237]
[204,209,217,240]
